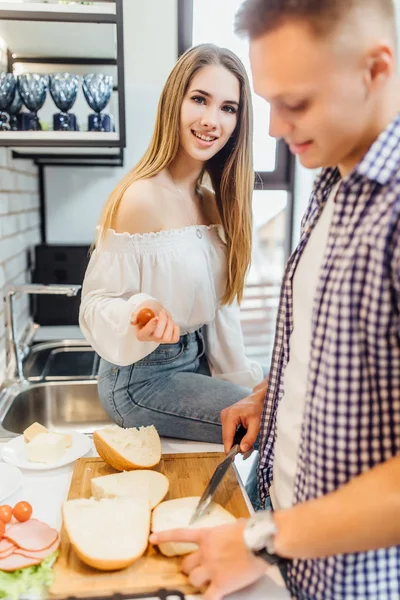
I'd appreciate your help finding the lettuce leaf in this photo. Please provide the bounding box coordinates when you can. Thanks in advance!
[0,551,58,600]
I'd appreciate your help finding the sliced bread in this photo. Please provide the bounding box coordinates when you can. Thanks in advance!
[91,469,169,508]
[151,496,236,556]
[93,424,161,470]
[63,497,151,571]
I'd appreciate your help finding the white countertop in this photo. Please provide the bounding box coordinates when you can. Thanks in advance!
[0,437,289,600]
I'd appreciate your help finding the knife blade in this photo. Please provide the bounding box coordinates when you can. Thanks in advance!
[189,425,247,525]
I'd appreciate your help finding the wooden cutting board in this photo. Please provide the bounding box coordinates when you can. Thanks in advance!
[50,453,251,598]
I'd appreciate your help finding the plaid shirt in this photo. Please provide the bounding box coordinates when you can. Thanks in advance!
[258,113,400,599]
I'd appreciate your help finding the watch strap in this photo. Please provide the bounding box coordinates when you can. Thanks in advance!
[254,547,290,569]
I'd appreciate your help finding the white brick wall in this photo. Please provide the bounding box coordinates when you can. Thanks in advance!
[0,148,40,384]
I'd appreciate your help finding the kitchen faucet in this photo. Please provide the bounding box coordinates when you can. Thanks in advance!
[4,284,81,384]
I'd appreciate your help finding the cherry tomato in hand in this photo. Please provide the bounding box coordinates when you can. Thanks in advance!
[0,505,12,524]
[136,308,155,327]
[0,519,5,538]
[12,501,32,523]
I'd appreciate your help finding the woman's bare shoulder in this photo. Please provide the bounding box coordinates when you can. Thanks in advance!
[113,177,164,235]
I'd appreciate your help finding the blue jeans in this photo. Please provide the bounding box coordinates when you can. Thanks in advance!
[97,329,252,443]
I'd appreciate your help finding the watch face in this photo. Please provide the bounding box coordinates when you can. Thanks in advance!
[244,513,277,553]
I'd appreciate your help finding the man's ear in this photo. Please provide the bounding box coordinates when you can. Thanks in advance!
[363,43,394,91]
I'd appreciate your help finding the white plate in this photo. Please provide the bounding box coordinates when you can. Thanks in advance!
[0,431,92,470]
[0,463,23,501]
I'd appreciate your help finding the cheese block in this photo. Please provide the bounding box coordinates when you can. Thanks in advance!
[93,424,161,470]
[151,497,236,556]
[23,421,72,448]
[26,432,67,464]
[91,470,169,508]
[63,497,151,570]
[56,432,72,448]
[23,422,48,443]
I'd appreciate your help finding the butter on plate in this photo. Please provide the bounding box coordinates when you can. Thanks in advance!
[26,432,68,464]
[23,421,48,443]
[23,421,72,448]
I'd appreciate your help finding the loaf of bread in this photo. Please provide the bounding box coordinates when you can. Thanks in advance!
[63,497,151,570]
[93,424,162,470]
[91,469,169,508]
[151,496,236,556]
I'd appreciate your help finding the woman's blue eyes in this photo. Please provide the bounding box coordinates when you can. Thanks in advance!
[192,95,205,105]
[191,96,237,114]
[223,105,237,114]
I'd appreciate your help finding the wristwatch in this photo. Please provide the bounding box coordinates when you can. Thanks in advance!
[243,511,287,567]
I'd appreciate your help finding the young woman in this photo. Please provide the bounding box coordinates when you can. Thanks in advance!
[79,44,264,443]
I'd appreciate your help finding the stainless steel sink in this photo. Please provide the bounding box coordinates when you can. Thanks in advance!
[24,341,99,382]
[0,380,110,437]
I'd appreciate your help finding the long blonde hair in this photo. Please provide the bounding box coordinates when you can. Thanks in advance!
[97,43,254,304]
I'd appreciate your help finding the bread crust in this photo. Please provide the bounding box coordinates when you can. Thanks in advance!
[93,430,161,471]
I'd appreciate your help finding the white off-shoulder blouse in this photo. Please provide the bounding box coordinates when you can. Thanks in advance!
[79,224,264,389]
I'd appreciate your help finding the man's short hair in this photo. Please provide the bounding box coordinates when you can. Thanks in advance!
[235,0,396,40]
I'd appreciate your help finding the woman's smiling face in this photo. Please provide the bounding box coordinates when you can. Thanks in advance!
[179,64,240,164]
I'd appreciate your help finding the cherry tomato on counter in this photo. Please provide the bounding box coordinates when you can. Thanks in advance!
[12,501,32,523]
[0,504,12,524]
[136,308,156,327]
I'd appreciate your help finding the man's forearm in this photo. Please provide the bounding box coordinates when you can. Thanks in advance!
[251,376,269,400]
[273,455,400,559]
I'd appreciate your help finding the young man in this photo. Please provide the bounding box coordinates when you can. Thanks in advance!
[150,1,400,598]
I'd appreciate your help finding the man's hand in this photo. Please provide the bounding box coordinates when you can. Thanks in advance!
[220,378,268,453]
[149,521,266,600]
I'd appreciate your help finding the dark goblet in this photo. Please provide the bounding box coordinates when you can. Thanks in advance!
[0,73,16,131]
[50,73,79,131]
[82,73,113,132]
[6,86,23,131]
[18,74,48,131]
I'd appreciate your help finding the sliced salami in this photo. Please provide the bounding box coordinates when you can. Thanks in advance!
[4,518,58,552]
[0,552,42,571]
[14,535,60,560]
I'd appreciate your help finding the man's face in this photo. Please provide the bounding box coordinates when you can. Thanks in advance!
[250,20,374,170]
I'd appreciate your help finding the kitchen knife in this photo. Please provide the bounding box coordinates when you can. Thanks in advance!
[189,424,247,525]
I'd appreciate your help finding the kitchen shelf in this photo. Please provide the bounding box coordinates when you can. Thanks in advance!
[11,146,124,166]
[0,0,126,161]
[0,20,116,59]
[0,1,116,22]
[0,131,119,146]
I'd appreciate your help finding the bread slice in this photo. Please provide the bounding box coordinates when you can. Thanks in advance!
[63,497,150,571]
[91,470,169,508]
[151,496,236,557]
[93,424,161,471]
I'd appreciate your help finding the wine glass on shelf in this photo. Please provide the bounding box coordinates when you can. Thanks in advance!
[82,73,113,132]
[6,86,23,131]
[18,73,48,131]
[0,73,16,131]
[49,73,80,131]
